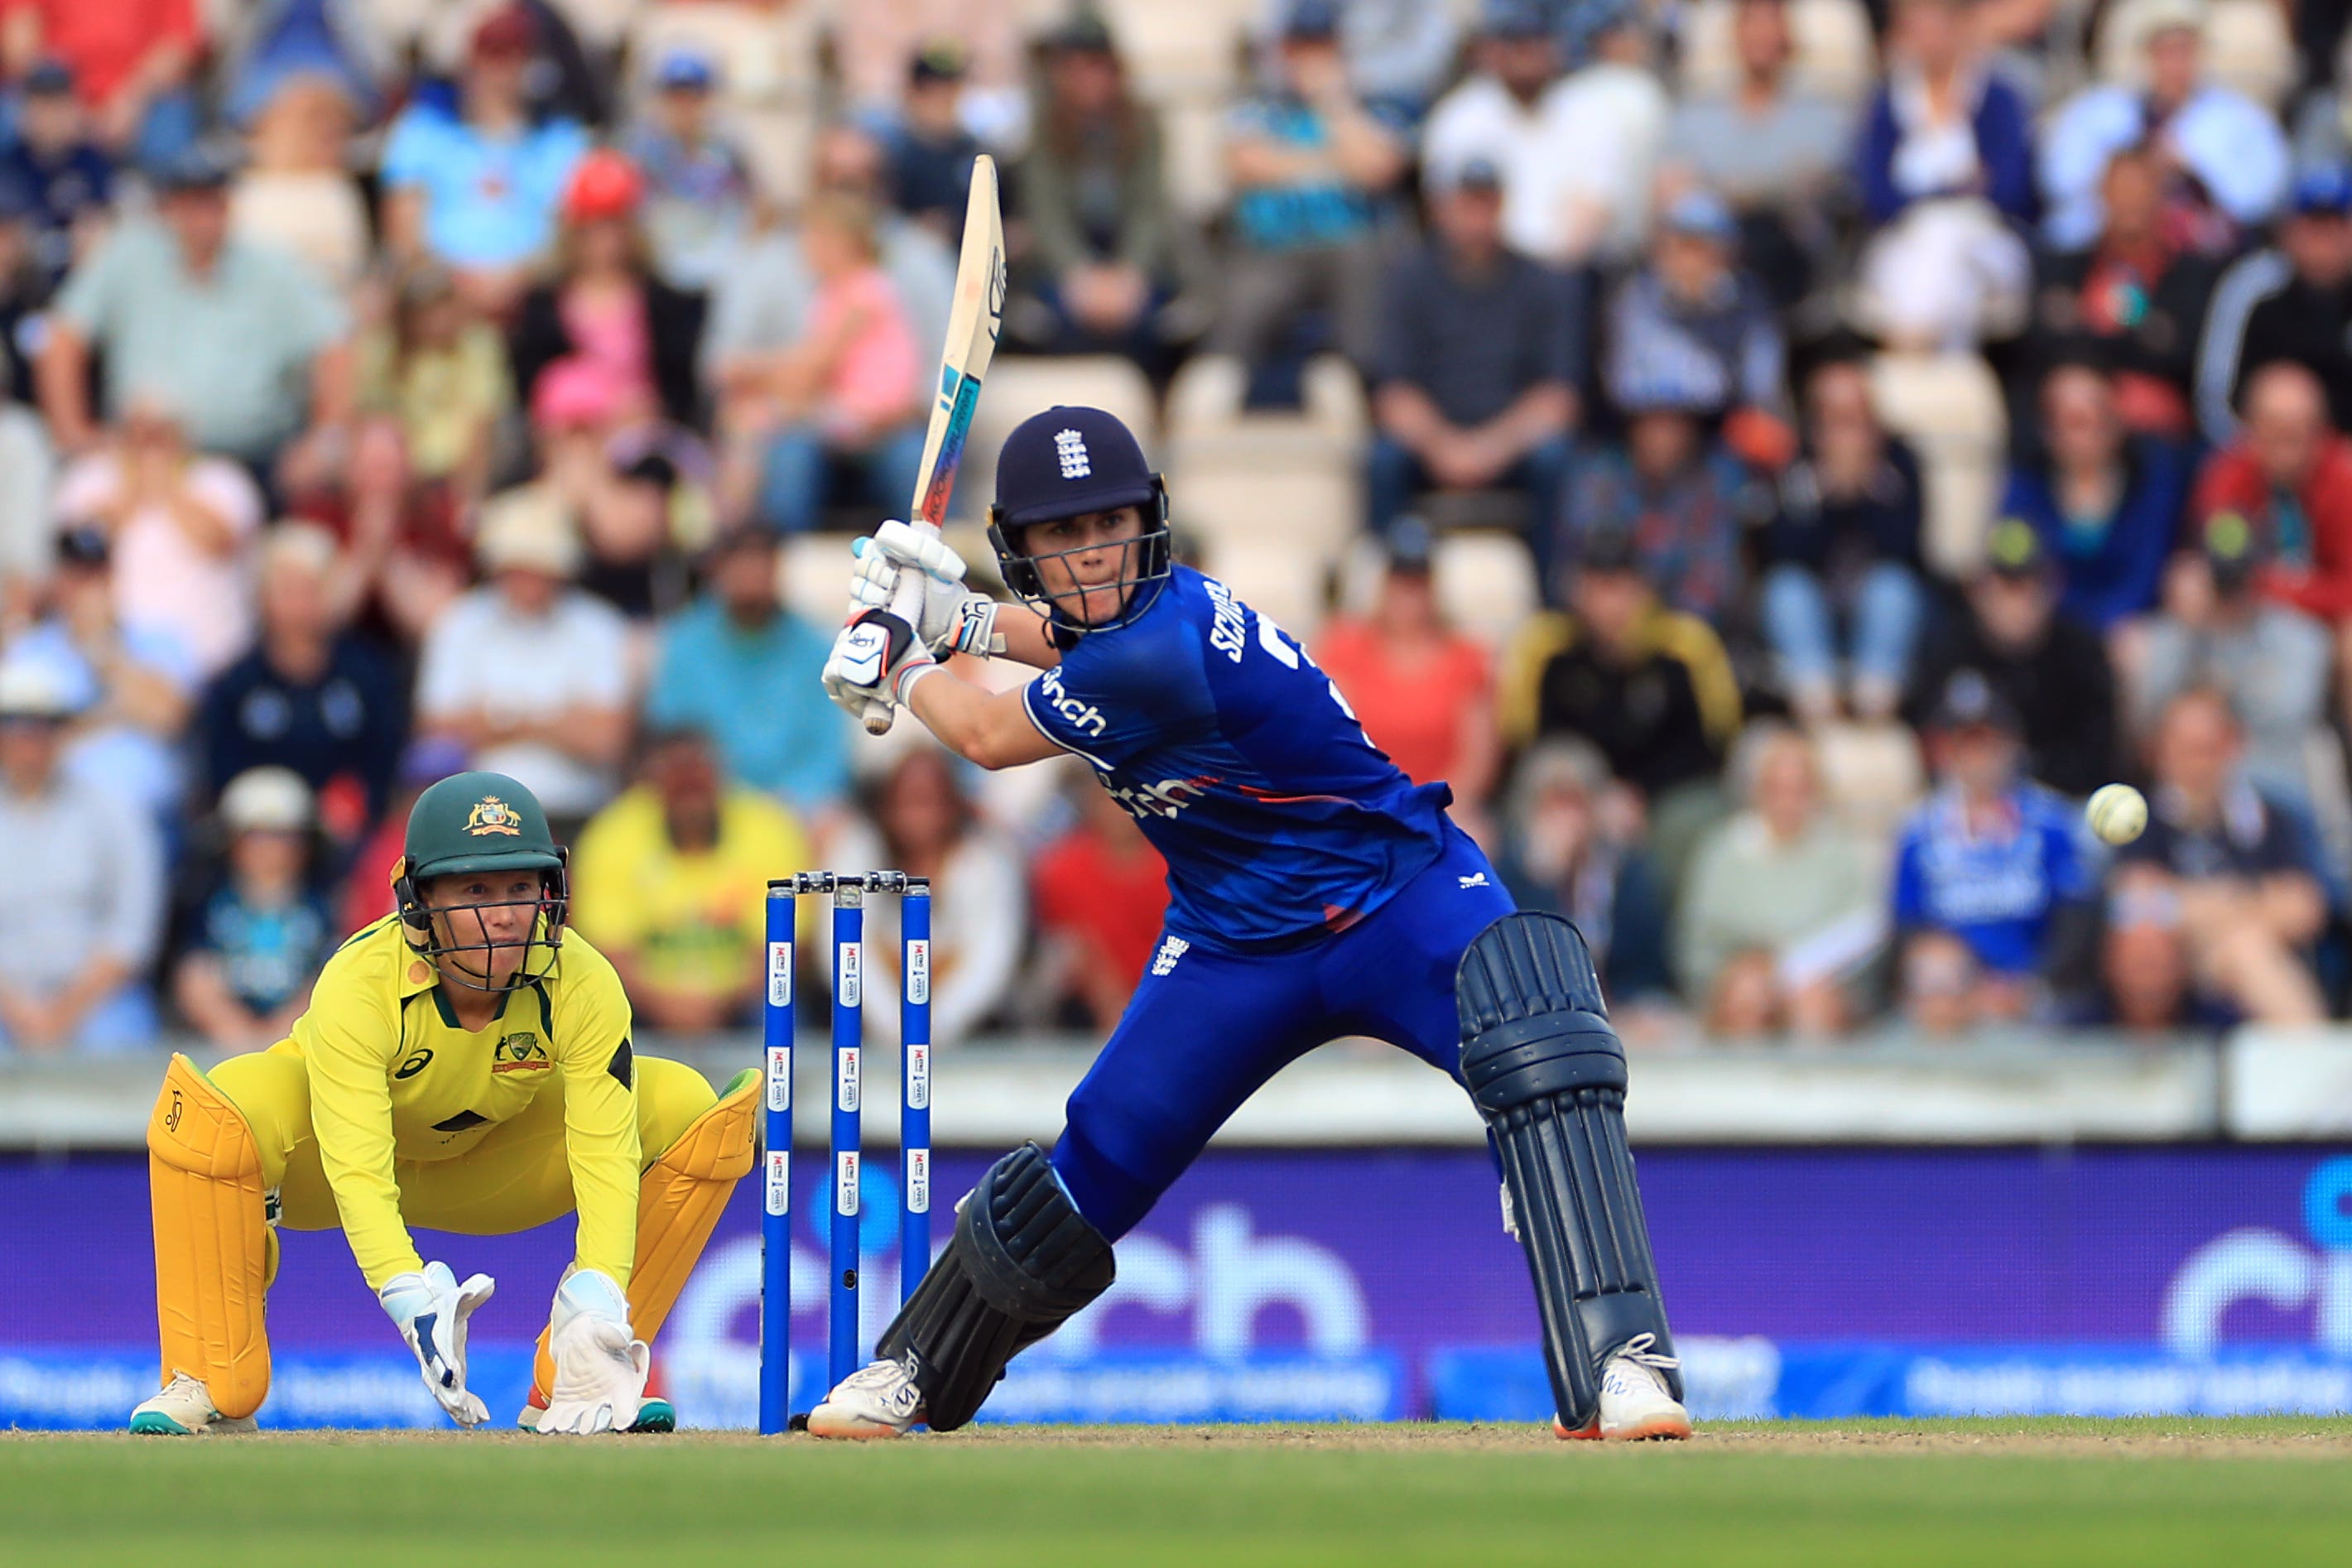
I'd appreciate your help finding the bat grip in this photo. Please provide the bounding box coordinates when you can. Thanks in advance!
[859,545,933,736]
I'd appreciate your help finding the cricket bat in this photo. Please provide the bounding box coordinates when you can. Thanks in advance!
[861,152,1007,736]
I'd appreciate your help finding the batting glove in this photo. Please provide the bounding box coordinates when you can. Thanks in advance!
[380,1261,497,1428]
[823,608,940,714]
[535,1268,651,1436]
[849,524,1004,659]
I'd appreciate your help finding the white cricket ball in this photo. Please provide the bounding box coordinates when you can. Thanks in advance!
[2085,782,2148,845]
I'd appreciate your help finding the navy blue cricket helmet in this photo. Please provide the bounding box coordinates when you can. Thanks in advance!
[986,405,1171,632]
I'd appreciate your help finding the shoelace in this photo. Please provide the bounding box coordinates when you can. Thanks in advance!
[1614,1332,1680,1372]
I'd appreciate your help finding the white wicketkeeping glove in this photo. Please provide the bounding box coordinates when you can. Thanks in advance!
[380,1261,497,1428]
[535,1267,651,1436]
[849,521,1004,659]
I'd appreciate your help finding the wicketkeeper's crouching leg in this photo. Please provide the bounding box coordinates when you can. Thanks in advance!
[524,1063,759,1426]
[139,1053,276,1434]
[806,1141,1115,1437]
[1458,911,1691,1441]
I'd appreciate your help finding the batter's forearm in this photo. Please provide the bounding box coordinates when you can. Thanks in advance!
[906,669,1062,771]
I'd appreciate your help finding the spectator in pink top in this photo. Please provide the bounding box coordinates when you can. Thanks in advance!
[51,395,263,678]
[717,191,926,534]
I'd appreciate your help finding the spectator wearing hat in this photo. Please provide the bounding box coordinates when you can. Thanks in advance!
[1893,668,2097,1032]
[39,147,353,472]
[1211,0,1410,373]
[1007,13,1181,374]
[509,149,706,438]
[1911,519,2121,797]
[2193,168,2352,445]
[644,526,849,817]
[621,48,753,295]
[886,42,982,246]
[168,765,334,1049]
[196,523,406,852]
[0,654,163,1052]
[1677,723,1883,1037]
[2186,360,2352,632]
[415,486,631,829]
[1421,1,1571,265]
[1500,530,1742,888]
[2107,688,2330,1026]
[2030,143,2224,441]
[0,0,200,171]
[1315,520,1500,820]
[2133,511,2330,811]
[1852,0,2036,350]
[1999,355,2192,636]
[218,0,387,129]
[0,59,112,298]
[1662,0,1855,310]
[1758,354,1928,724]
[2,519,194,822]
[1533,0,1671,266]
[1493,735,1674,1013]
[570,725,811,1033]
[1603,187,1791,459]
[714,190,925,536]
[1553,401,1757,627]
[2040,0,2287,255]
[1366,156,1579,542]
[378,2,589,315]
[51,393,267,677]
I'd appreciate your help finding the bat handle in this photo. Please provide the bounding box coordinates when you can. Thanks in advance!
[859,546,932,735]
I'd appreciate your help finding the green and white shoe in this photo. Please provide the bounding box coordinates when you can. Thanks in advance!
[517,1397,676,1434]
[129,1373,258,1436]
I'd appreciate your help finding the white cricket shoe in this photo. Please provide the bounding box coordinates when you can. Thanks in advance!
[1554,1335,1692,1442]
[805,1355,924,1440]
[128,1373,257,1436]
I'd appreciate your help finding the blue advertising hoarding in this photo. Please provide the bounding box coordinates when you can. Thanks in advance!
[9,1145,2352,1426]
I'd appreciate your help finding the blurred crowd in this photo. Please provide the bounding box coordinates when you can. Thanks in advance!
[4,0,2352,1056]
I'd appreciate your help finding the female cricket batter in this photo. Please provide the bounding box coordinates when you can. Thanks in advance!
[131,772,756,1435]
[817,407,1691,1441]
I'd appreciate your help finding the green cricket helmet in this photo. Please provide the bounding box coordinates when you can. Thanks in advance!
[392,771,569,991]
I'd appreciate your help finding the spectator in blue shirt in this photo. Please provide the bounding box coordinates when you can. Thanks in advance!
[169,765,334,1049]
[1999,355,2191,636]
[378,4,588,316]
[1893,668,2097,1032]
[642,527,850,819]
[619,48,752,294]
[1210,0,1409,372]
[885,42,981,248]
[1,60,112,299]
[1367,156,1579,541]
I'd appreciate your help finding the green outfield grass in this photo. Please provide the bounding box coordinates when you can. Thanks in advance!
[7,1420,2352,1566]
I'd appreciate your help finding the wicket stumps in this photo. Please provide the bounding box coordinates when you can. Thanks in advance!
[758,872,934,1436]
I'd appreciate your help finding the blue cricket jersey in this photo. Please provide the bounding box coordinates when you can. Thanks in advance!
[1891,783,2094,975]
[1021,565,1453,951]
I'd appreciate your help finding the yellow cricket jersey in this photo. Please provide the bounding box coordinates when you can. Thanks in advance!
[282,915,642,1291]
[569,785,810,1002]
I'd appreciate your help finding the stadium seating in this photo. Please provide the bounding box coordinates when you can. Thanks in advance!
[1674,0,1878,104]
[1868,351,2007,580]
[2091,0,2296,110]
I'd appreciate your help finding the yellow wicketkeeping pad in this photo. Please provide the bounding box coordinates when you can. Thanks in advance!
[146,1053,272,1418]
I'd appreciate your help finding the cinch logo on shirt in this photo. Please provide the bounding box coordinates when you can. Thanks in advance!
[1038,668,1107,738]
[492,1032,551,1072]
